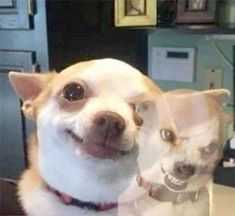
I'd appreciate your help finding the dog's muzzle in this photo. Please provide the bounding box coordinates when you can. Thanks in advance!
[161,163,190,191]
[66,111,135,159]
[92,111,126,140]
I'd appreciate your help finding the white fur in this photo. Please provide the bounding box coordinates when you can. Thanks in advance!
[19,171,117,216]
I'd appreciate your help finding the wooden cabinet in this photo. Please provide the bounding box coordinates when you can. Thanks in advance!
[0,0,31,29]
[0,0,48,179]
[0,51,35,179]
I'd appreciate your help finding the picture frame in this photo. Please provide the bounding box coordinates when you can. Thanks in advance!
[115,0,157,27]
[176,0,217,24]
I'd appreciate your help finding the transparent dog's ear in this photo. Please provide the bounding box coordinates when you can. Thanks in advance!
[203,89,230,106]
[9,71,55,119]
[131,92,158,121]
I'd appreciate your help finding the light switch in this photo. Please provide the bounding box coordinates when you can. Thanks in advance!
[203,68,223,89]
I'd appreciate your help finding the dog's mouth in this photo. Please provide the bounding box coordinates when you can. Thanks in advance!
[65,129,132,159]
[65,129,84,143]
[161,165,188,191]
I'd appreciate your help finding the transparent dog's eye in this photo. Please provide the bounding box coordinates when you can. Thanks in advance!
[62,83,84,101]
[160,129,175,143]
[201,142,217,157]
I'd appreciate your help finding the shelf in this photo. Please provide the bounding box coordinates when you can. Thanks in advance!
[148,26,235,35]
[114,25,235,37]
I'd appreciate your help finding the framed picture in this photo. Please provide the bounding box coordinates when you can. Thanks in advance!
[176,0,217,24]
[115,0,157,27]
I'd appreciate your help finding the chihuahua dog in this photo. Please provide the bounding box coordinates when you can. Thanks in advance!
[118,89,230,216]
[9,58,161,216]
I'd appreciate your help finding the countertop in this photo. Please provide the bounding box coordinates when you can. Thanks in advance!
[212,184,235,216]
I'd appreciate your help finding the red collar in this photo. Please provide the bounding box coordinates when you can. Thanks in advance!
[47,185,117,211]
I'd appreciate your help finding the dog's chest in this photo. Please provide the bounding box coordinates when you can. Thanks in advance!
[24,186,117,216]
[118,191,209,216]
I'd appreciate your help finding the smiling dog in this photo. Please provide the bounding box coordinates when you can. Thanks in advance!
[118,89,230,216]
[9,58,161,216]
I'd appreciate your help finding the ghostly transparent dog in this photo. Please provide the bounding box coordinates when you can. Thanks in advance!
[118,89,230,216]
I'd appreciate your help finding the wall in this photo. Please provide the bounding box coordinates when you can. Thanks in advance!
[148,33,234,111]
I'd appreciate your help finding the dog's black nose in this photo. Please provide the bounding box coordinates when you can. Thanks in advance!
[173,161,196,180]
[93,111,125,139]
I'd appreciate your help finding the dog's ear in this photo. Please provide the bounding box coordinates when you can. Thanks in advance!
[9,72,55,119]
[131,92,158,121]
[9,72,49,101]
[203,89,230,106]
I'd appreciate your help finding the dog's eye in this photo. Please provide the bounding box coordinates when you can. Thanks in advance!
[201,143,217,157]
[62,83,84,101]
[160,129,175,143]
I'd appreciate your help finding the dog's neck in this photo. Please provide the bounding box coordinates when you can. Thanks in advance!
[46,183,118,212]
[136,175,206,205]
[37,131,139,203]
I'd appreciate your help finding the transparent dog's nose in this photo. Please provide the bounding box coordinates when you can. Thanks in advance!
[93,111,125,139]
[173,161,196,180]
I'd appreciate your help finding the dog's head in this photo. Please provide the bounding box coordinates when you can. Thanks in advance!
[9,58,161,201]
[136,89,230,192]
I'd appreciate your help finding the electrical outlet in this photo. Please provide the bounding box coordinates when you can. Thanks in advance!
[203,68,223,89]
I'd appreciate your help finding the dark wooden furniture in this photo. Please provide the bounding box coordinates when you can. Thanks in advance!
[46,0,148,72]
[0,178,25,215]
[0,0,49,179]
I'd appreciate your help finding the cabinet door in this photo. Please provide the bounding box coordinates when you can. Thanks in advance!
[0,0,31,29]
[0,0,48,180]
[0,51,35,179]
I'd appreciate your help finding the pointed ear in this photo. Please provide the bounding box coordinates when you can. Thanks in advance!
[9,71,55,119]
[131,92,158,119]
[203,89,230,106]
[9,72,50,101]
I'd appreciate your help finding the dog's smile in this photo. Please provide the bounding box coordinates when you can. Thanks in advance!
[65,129,131,159]
[65,129,84,143]
[161,165,188,191]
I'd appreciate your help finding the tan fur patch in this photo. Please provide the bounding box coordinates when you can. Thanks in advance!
[142,75,162,94]
[18,168,44,202]
[27,134,39,169]
[31,72,56,118]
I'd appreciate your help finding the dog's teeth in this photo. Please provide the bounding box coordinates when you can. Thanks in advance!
[171,176,178,184]
[174,179,182,185]
[168,174,173,180]
[168,174,185,186]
